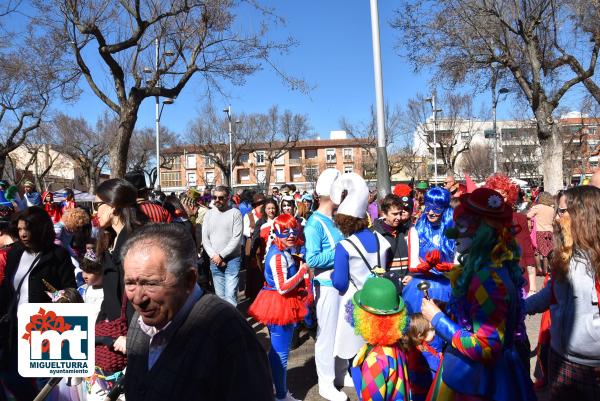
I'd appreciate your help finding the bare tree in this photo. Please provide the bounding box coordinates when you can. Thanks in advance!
[256,106,308,190]
[128,125,178,188]
[393,0,600,193]
[340,103,406,177]
[459,143,494,182]
[389,145,428,180]
[50,112,114,193]
[188,104,263,187]
[34,0,305,178]
[404,92,479,177]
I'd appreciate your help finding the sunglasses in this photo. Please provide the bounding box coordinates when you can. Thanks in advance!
[93,201,107,212]
[555,207,568,216]
[274,228,299,238]
[213,195,227,201]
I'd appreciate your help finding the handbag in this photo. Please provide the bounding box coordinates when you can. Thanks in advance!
[95,292,128,373]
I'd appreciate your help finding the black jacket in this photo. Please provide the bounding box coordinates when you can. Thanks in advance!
[0,242,75,312]
[97,230,135,323]
[0,242,75,358]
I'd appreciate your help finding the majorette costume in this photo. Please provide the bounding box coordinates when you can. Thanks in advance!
[403,187,456,315]
[349,277,411,401]
[426,188,535,401]
[42,191,62,224]
[330,172,391,360]
[248,213,311,401]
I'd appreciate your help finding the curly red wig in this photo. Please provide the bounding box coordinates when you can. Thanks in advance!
[484,174,519,206]
[272,213,304,250]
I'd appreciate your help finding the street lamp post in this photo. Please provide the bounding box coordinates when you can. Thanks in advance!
[145,38,174,191]
[425,95,442,184]
[223,106,241,188]
[491,78,510,173]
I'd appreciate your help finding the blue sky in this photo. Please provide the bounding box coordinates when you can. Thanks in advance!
[51,0,589,141]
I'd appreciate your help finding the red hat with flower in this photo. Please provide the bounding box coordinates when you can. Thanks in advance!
[455,187,513,223]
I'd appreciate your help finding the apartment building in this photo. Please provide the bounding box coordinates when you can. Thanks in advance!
[161,135,375,193]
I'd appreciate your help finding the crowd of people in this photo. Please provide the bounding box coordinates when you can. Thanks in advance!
[0,167,598,401]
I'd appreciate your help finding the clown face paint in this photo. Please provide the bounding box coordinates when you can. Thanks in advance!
[453,214,480,254]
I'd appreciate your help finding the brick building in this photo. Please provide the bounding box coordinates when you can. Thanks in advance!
[160,137,375,193]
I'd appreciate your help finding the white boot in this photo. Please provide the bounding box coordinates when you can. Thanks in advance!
[318,383,348,401]
[276,392,301,401]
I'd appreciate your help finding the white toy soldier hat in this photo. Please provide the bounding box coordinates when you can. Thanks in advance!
[330,172,369,218]
[315,168,341,196]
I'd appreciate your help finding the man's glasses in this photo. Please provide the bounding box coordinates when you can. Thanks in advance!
[213,195,227,201]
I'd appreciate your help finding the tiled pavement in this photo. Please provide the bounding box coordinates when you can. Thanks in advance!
[238,276,549,401]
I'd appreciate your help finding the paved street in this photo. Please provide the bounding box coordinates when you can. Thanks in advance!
[239,276,549,401]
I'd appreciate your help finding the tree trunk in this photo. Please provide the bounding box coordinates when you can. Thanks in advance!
[0,154,7,179]
[109,104,139,178]
[264,160,273,192]
[535,107,564,194]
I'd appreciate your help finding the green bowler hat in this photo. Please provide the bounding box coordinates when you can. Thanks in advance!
[353,277,405,315]
[415,180,429,190]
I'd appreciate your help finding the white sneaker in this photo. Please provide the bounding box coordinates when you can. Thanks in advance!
[318,383,348,401]
[276,392,301,401]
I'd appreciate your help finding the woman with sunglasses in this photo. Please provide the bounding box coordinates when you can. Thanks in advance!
[403,187,456,315]
[526,186,600,401]
[248,213,310,401]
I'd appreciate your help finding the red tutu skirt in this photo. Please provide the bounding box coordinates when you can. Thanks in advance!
[248,288,307,326]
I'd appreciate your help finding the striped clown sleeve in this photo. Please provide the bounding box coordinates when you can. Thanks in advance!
[270,252,306,295]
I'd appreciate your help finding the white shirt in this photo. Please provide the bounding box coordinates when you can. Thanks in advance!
[13,251,40,307]
[82,285,104,321]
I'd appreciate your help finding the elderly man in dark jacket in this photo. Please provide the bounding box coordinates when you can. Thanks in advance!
[121,223,273,401]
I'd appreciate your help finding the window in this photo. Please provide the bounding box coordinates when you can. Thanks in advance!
[343,165,353,174]
[305,165,319,180]
[238,168,250,182]
[343,148,353,161]
[166,155,181,170]
[239,153,249,163]
[484,129,496,139]
[161,172,181,187]
[275,168,285,183]
[255,151,265,165]
[291,166,302,180]
[205,171,214,185]
[305,149,317,159]
[289,149,302,160]
[256,169,266,183]
[187,172,197,186]
[186,154,196,169]
[326,149,336,163]
[274,153,285,165]
[460,131,471,141]
[204,155,214,167]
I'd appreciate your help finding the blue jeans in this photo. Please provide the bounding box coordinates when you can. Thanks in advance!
[210,256,240,306]
[268,324,296,399]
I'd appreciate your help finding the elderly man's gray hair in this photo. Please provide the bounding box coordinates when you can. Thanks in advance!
[121,223,197,279]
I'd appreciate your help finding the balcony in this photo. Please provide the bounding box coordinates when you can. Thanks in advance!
[289,158,303,166]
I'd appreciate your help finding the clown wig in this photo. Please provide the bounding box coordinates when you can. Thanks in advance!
[352,298,409,346]
[485,174,519,207]
[415,187,455,262]
[263,213,304,258]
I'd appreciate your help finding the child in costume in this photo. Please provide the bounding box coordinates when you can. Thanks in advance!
[248,213,311,401]
[406,314,441,401]
[349,276,411,401]
[421,188,535,401]
[42,191,63,224]
[331,173,391,360]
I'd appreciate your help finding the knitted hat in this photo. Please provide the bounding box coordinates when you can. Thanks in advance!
[23,180,34,187]
[315,168,341,196]
[330,173,369,218]
[353,277,406,315]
